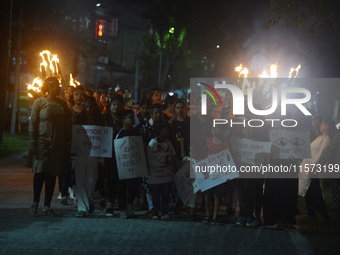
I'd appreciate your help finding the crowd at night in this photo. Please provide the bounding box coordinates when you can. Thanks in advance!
[1,0,340,254]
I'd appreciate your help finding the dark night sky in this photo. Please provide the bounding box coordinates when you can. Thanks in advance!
[214,0,340,78]
[3,0,340,78]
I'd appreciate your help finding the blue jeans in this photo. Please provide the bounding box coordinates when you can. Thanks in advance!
[152,183,170,215]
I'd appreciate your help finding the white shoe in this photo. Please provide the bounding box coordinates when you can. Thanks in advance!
[68,187,75,199]
[57,192,62,200]
[161,214,170,220]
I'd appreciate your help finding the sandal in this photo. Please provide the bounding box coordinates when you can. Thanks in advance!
[43,207,57,217]
[29,203,38,215]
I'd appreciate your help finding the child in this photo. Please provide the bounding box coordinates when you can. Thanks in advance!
[147,121,178,219]
[203,125,229,224]
[115,109,141,218]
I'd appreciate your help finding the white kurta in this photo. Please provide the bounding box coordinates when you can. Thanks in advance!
[298,135,330,196]
[75,155,99,212]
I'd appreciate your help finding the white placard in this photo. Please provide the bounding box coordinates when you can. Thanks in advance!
[114,136,148,180]
[148,152,174,184]
[192,149,239,192]
[231,137,271,165]
[71,125,113,157]
[270,130,311,159]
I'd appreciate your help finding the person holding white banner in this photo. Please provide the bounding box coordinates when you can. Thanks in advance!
[148,121,178,220]
[74,96,104,217]
[115,109,142,219]
[203,125,229,225]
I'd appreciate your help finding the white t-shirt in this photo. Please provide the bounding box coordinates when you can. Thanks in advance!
[147,138,176,156]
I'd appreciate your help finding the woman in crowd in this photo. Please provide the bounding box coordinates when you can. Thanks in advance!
[102,95,124,216]
[29,76,71,216]
[163,95,176,121]
[135,98,151,128]
[168,99,189,213]
[299,117,336,220]
[169,99,188,160]
[323,126,340,223]
[74,96,103,217]
[58,85,76,204]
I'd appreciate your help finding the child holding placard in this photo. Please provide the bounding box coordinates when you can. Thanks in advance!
[147,121,178,219]
[115,109,142,219]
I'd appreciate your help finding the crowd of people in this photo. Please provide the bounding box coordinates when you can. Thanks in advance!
[28,76,340,229]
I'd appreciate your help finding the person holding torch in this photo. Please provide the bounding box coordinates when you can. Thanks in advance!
[29,76,71,216]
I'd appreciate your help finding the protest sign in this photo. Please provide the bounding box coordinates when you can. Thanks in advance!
[71,125,113,157]
[114,136,148,180]
[174,158,196,207]
[231,137,271,165]
[192,148,239,192]
[148,152,174,184]
[270,130,311,159]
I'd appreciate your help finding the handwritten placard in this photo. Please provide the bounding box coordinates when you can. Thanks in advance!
[270,130,311,159]
[231,137,271,165]
[148,152,174,184]
[114,136,148,180]
[192,149,239,192]
[72,125,113,157]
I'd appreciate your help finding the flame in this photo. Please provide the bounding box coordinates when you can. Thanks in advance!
[235,64,244,73]
[39,62,47,73]
[235,63,248,78]
[40,50,51,62]
[50,54,59,74]
[69,73,80,87]
[289,64,301,79]
[235,63,251,93]
[269,63,278,78]
[27,77,43,98]
[258,70,269,78]
[39,50,60,75]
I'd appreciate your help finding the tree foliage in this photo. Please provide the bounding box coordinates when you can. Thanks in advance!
[266,0,340,34]
[140,0,230,91]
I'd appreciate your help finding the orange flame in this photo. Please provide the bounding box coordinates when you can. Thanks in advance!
[269,63,278,78]
[39,50,60,75]
[50,54,59,74]
[235,63,248,78]
[235,63,252,93]
[235,64,243,73]
[69,73,80,87]
[27,77,43,98]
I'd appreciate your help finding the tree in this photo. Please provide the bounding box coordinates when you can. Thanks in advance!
[266,0,340,34]
[140,0,232,91]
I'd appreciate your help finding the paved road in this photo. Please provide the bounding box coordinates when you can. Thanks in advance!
[0,152,314,255]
